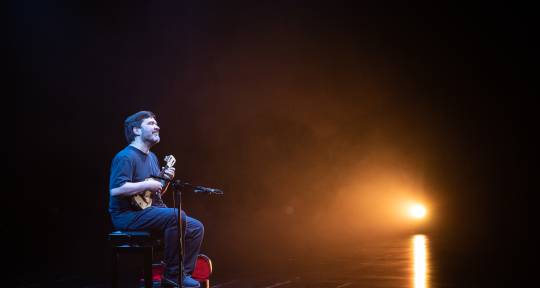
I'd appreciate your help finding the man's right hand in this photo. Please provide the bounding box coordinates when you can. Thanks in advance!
[145,179,163,193]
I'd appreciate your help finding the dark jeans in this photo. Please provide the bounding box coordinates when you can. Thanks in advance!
[113,207,204,275]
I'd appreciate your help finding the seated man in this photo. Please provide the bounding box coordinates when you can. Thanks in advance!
[108,111,204,287]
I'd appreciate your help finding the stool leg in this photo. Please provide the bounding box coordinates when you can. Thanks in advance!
[143,246,153,288]
[111,247,118,288]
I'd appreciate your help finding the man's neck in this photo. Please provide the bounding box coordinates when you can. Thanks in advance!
[130,140,151,154]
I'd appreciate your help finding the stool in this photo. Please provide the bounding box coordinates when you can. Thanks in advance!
[109,230,155,288]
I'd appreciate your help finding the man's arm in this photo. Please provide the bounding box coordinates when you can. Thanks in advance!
[110,179,163,197]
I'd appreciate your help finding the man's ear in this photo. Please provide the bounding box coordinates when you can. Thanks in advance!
[133,126,142,136]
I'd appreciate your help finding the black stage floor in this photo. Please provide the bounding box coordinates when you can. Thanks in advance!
[17,233,486,288]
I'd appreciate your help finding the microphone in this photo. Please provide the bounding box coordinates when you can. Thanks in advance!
[163,178,224,194]
[194,186,224,194]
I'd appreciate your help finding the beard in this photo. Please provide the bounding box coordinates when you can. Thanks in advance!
[143,133,160,145]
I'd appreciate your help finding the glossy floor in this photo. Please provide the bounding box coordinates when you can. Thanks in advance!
[18,232,518,288]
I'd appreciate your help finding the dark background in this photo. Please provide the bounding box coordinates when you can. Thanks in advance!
[11,1,533,287]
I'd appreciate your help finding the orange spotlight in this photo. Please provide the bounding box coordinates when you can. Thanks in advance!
[409,204,427,219]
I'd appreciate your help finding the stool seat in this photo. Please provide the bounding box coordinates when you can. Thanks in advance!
[109,230,153,246]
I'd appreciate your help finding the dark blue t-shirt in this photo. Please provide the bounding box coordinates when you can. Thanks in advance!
[108,145,162,228]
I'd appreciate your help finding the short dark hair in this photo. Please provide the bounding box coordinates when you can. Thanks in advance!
[124,111,156,143]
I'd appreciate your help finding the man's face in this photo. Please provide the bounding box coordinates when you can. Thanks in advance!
[137,117,160,145]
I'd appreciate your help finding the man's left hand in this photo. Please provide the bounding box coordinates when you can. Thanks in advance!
[163,167,175,180]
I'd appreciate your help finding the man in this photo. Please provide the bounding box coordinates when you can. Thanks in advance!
[109,111,204,287]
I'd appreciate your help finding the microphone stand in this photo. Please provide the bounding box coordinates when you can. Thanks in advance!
[153,176,223,288]
[170,180,185,288]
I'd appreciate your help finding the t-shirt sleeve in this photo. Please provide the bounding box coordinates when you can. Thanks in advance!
[109,155,133,190]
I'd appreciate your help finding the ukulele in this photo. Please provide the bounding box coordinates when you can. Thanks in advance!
[131,155,176,209]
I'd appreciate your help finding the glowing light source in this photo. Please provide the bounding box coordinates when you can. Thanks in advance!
[409,204,427,219]
[412,234,429,288]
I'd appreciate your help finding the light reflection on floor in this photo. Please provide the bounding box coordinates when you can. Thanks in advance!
[412,234,429,288]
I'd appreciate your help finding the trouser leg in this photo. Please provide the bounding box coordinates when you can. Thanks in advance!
[183,216,205,274]
[123,207,204,276]
[125,207,184,276]
[163,209,185,275]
